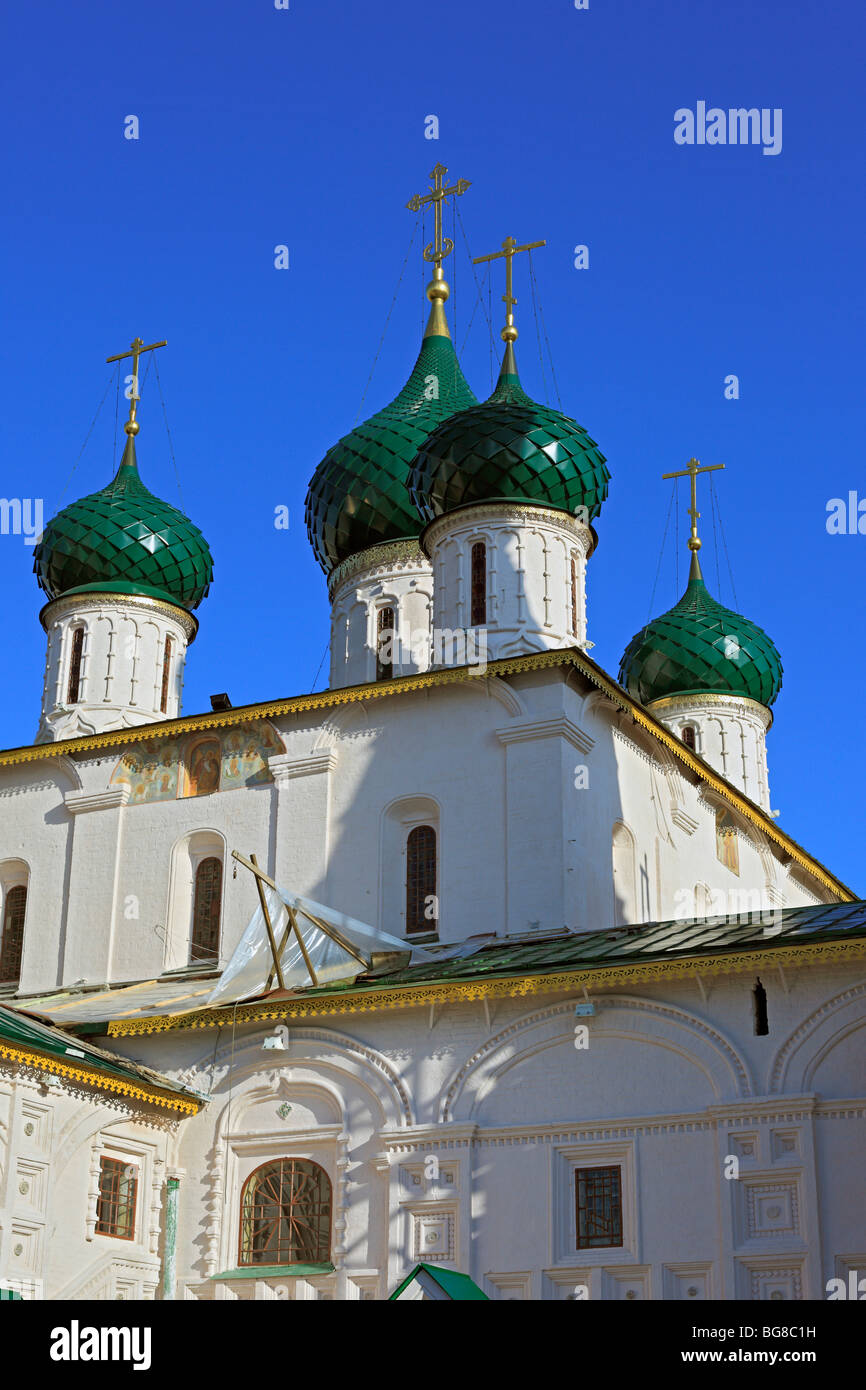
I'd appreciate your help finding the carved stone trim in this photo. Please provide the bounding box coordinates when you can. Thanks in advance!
[40,592,198,642]
[495,714,594,753]
[328,541,429,600]
[268,750,338,783]
[649,693,772,730]
[64,787,130,814]
[423,503,591,556]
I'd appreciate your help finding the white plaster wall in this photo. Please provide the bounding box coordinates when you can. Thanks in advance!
[427,505,592,663]
[1,666,835,995]
[38,594,194,744]
[328,545,433,688]
[649,694,774,812]
[96,960,866,1302]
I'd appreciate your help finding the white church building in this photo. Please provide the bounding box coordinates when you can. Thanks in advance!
[0,169,863,1302]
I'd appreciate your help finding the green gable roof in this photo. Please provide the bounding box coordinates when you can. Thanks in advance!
[34,436,213,611]
[389,1263,489,1300]
[619,565,783,708]
[409,343,609,525]
[305,327,477,574]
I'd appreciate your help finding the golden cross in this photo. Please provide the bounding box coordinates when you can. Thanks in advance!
[106,336,167,434]
[406,163,471,272]
[662,457,725,554]
[472,236,546,342]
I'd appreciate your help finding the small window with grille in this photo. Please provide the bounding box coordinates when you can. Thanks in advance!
[67,627,84,705]
[681,724,696,751]
[95,1157,138,1240]
[376,607,395,681]
[190,857,222,964]
[239,1158,332,1266]
[574,1165,623,1249]
[471,542,486,626]
[0,885,27,984]
[160,635,174,714]
[406,825,436,935]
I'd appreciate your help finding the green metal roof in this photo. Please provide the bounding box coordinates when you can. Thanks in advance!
[619,563,783,708]
[34,436,213,611]
[389,1263,489,1301]
[0,1003,206,1106]
[305,328,477,574]
[296,899,866,995]
[409,343,609,525]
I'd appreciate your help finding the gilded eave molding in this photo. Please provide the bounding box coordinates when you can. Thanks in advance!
[105,936,866,1038]
[0,1040,204,1114]
[0,646,854,900]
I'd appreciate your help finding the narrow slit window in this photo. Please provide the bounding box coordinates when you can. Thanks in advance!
[471,542,486,626]
[376,607,394,682]
[0,885,27,984]
[160,636,174,714]
[190,857,222,963]
[67,627,84,705]
[681,725,696,751]
[95,1157,138,1240]
[406,825,436,936]
[570,555,579,637]
[753,977,769,1035]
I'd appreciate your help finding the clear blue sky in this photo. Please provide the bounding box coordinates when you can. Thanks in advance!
[1,0,863,891]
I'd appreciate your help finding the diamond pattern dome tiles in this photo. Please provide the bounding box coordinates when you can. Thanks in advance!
[619,571,783,708]
[305,332,477,574]
[408,350,610,523]
[34,438,213,611]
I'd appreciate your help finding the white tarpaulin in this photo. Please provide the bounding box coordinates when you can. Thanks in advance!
[207,884,435,1006]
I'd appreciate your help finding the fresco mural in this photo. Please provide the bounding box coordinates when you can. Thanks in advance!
[110,721,285,804]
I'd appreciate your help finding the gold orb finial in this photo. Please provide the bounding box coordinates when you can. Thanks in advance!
[426,276,450,303]
[124,419,140,436]
[688,536,701,551]
[501,325,518,343]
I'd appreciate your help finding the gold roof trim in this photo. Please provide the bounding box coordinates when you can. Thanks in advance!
[106,937,866,1037]
[0,1040,203,1114]
[0,647,854,899]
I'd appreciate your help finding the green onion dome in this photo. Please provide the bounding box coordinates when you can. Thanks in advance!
[408,343,610,525]
[33,435,213,611]
[619,558,783,708]
[305,313,477,574]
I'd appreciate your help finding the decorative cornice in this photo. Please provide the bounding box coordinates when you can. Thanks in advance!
[422,502,590,557]
[495,714,594,754]
[650,692,773,731]
[40,591,198,643]
[328,540,429,600]
[0,646,854,900]
[64,787,131,814]
[268,750,338,783]
[0,1041,203,1115]
[105,937,866,1037]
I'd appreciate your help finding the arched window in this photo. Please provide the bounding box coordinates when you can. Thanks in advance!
[0,884,27,984]
[67,627,84,704]
[239,1158,332,1267]
[681,725,696,751]
[753,977,769,1036]
[376,606,395,681]
[570,555,579,637]
[471,542,486,626]
[159,635,174,714]
[406,825,436,935]
[190,857,222,963]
